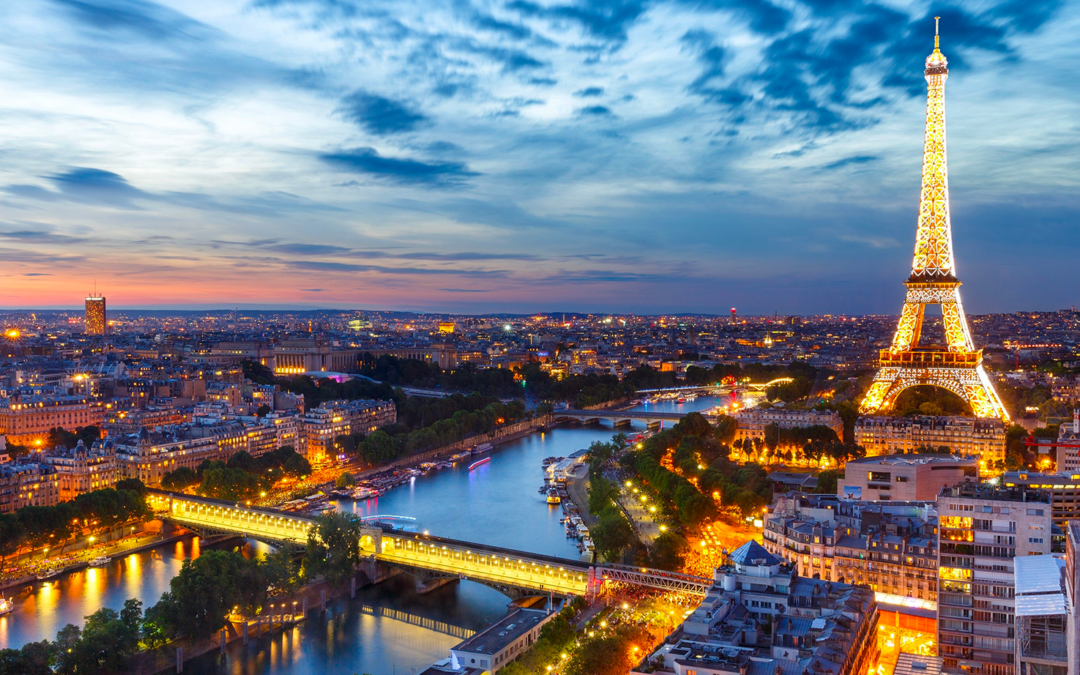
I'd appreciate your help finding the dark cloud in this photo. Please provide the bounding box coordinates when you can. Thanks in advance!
[300,288,326,292]
[576,105,614,117]
[819,155,879,171]
[319,147,478,186]
[354,250,541,261]
[574,86,604,97]
[338,90,427,135]
[438,288,491,293]
[507,0,646,43]
[48,0,210,40]
[47,167,151,207]
[0,230,88,244]
[264,243,354,255]
[286,260,505,277]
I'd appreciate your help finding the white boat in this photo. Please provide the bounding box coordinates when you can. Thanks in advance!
[89,556,111,567]
[36,568,62,580]
[0,597,13,616]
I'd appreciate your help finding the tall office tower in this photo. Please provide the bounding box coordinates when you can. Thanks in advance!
[938,483,1053,675]
[85,294,106,335]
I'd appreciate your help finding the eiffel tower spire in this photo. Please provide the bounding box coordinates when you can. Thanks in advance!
[859,20,1009,423]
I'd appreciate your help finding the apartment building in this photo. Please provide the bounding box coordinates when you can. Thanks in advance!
[1001,472,1080,526]
[302,399,396,463]
[764,494,939,604]
[838,454,978,501]
[635,540,879,675]
[936,483,1054,675]
[42,438,119,500]
[855,416,1006,468]
[733,408,844,441]
[0,460,60,513]
[1013,554,1067,675]
[0,395,105,446]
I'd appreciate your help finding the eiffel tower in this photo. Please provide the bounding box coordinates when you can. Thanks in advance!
[859,19,1009,422]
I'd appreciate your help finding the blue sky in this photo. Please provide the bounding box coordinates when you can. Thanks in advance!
[0,0,1077,314]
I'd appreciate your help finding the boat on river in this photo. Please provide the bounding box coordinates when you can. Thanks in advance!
[468,457,491,471]
[88,556,111,567]
[0,597,13,616]
[36,568,62,580]
[546,488,561,505]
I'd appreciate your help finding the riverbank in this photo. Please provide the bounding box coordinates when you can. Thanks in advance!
[137,575,367,675]
[349,414,556,482]
[0,526,193,593]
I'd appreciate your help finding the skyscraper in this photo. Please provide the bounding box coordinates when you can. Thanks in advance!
[85,294,106,335]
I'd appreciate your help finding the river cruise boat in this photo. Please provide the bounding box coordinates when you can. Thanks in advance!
[546,488,561,505]
[88,556,111,567]
[36,568,62,580]
[468,457,491,471]
[0,597,13,616]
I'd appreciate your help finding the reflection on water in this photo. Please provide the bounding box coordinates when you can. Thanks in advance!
[629,395,726,415]
[0,536,202,649]
[5,425,631,674]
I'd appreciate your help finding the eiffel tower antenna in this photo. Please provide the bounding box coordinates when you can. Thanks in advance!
[859,19,1009,422]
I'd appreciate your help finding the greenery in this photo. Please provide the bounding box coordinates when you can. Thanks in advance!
[159,447,311,500]
[302,512,364,587]
[0,485,151,563]
[336,396,530,466]
[893,386,973,416]
[497,599,586,675]
[564,624,651,675]
[814,469,841,495]
[0,600,144,675]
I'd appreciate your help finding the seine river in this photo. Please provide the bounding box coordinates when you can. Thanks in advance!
[0,396,723,674]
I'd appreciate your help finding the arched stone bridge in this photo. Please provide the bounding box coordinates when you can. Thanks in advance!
[150,490,711,599]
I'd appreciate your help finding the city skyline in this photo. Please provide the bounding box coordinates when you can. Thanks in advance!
[1,1,1077,315]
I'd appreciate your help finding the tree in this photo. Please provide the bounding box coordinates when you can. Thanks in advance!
[226,450,259,473]
[303,512,364,587]
[335,472,356,489]
[261,549,300,599]
[814,469,841,495]
[256,404,272,417]
[53,600,143,675]
[197,467,262,502]
[146,550,255,643]
[591,507,635,562]
[161,467,199,491]
[0,641,52,675]
[650,531,688,571]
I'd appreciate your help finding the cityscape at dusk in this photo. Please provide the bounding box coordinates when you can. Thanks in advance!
[0,2,1079,675]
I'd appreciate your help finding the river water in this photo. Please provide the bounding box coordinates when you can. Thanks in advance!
[3,422,691,675]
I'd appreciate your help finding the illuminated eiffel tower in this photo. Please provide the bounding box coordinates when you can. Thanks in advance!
[859,19,1009,421]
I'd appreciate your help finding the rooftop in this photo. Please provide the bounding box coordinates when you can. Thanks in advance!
[939,482,1050,503]
[451,608,551,656]
[845,454,976,467]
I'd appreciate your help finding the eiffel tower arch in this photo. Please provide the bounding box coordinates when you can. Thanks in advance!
[859,20,1009,422]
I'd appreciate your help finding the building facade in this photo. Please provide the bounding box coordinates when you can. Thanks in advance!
[302,399,396,463]
[937,484,1054,675]
[42,439,119,500]
[733,408,844,441]
[0,396,106,446]
[84,295,106,335]
[636,540,878,675]
[1001,472,1080,527]
[838,455,978,501]
[0,460,60,513]
[855,416,1006,468]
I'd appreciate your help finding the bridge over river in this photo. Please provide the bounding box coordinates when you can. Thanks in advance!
[151,491,711,599]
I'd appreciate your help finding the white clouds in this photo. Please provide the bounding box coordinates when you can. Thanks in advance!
[0,0,1075,313]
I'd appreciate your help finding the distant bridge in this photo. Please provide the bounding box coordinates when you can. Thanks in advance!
[150,491,711,598]
[635,378,793,394]
[554,409,712,427]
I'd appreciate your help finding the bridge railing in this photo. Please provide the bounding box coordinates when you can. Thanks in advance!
[378,533,591,595]
[598,564,712,595]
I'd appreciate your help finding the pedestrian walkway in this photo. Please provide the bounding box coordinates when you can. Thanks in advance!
[618,489,662,545]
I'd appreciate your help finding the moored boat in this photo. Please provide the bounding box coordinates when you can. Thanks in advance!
[88,556,110,567]
[36,568,61,580]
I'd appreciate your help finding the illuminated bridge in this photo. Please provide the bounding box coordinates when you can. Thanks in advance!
[151,491,712,599]
[554,409,703,427]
